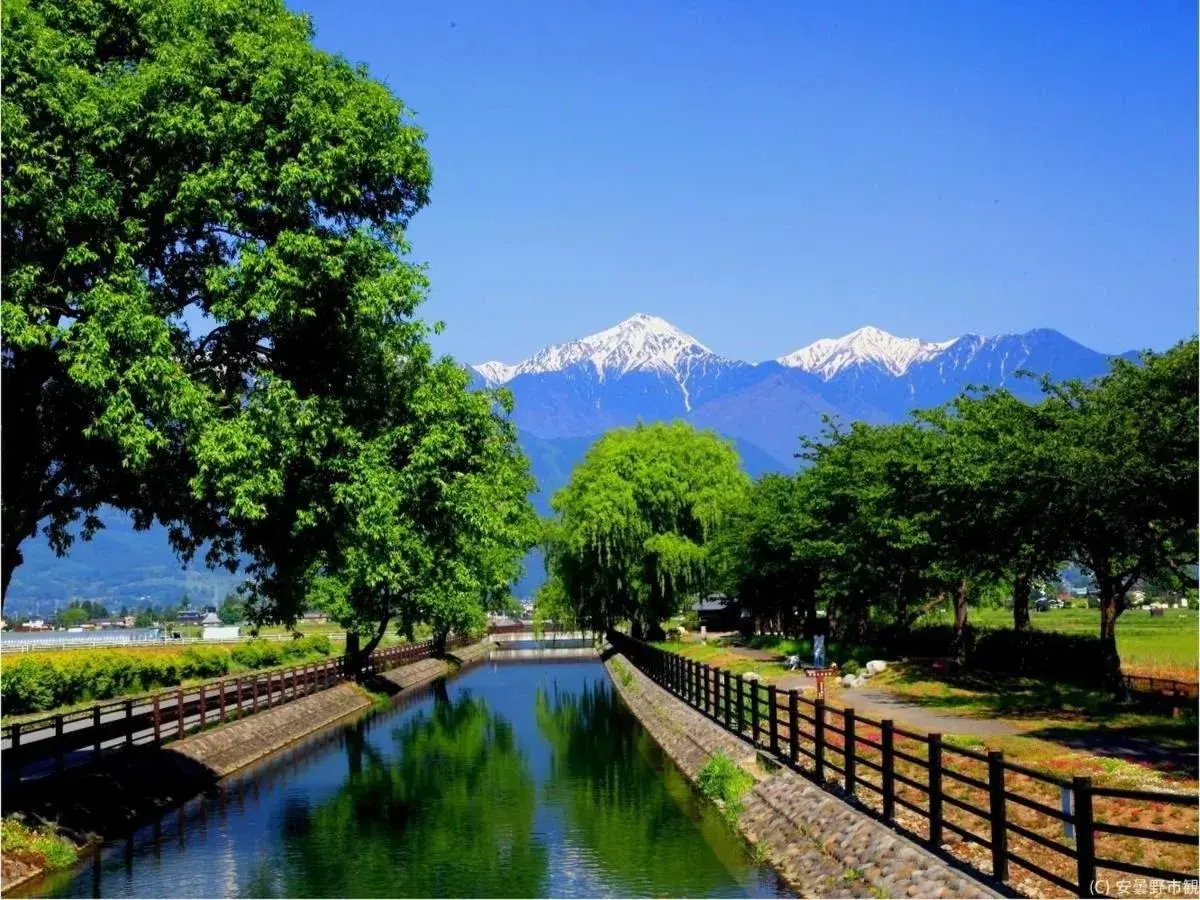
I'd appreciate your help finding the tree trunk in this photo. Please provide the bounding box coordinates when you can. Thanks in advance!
[631,619,644,641]
[950,579,970,662]
[1012,571,1032,631]
[347,615,390,677]
[645,621,666,642]
[1097,581,1125,692]
[433,629,448,656]
[1,532,26,610]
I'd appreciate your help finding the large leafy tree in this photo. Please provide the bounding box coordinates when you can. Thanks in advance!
[917,389,1072,632]
[1047,339,1198,686]
[2,0,432,606]
[288,359,539,660]
[712,473,834,638]
[798,421,950,641]
[543,422,749,640]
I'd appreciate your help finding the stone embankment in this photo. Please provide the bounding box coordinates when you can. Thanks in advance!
[606,652,1001,900]
[378,657,450,691]
[166,683,369,777]
[446,636,493,665]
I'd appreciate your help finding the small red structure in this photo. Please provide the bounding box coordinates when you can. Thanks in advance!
[804,667,837,701]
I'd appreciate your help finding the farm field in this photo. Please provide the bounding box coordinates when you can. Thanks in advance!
[920,606,1199,680]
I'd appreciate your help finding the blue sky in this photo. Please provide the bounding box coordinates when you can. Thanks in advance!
[294,0,1196,363]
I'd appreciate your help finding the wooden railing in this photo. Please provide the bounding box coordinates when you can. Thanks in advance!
[609,630,1199,900]
[0,638,460,784]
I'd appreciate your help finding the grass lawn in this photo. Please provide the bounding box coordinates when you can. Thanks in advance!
[920,606,1199,679]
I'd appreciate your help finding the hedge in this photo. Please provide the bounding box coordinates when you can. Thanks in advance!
[870,623,1107,687]
[0,634,333,716]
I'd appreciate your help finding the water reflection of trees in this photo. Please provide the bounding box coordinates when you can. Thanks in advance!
[280,691,549,898]
[534,681,751,897]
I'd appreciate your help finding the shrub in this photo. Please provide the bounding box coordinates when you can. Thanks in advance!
[697,752,754,821]
[1,818,78,871]
[840,659,860,676]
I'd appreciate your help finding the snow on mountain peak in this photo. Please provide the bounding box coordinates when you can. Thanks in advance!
[472,313,717,385]
[777,325,958,378]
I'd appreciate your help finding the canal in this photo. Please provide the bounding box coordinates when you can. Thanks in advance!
[31,658,790,898]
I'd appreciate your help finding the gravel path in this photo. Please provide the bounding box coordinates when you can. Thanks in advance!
[834,687,1022,738]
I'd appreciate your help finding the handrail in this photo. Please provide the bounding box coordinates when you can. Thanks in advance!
[0,635,477,783]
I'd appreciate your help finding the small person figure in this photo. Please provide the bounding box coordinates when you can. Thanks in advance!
[784,654,801,671]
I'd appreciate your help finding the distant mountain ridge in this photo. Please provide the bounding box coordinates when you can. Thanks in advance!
[472,314,1133,468]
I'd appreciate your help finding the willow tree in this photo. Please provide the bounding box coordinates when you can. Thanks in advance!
[542,422,749,640]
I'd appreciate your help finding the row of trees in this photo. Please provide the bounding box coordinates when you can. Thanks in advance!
[2,0,537,663]
[541,340,1198,686]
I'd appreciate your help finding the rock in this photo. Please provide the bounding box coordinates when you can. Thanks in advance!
[866,660,887,675]
[841,674,857,688]
[743,672,761,682]
[852,675,867,688]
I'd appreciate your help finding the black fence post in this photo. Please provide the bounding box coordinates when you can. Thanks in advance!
[736,675,745,734]
[928,733,943,847]
[988,750,1009,882]
[788,690,799,765]
[723,670,733,730]
[814,697,826,781]
[93,706,102,756]
[882,719,895,822]
[153,695,161,745]
[703,665,711,716]
[751,681,760,745]
[768,685,779,756]
[1073,776,1096,898]
[844,708,856,797]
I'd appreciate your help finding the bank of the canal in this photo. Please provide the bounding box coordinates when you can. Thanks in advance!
[21,658,790,899]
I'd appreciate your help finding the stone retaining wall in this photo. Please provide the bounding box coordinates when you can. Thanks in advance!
[378,657,450,691]
[446,637,493,665]
[606,652,1001,900]
[166,683,369,778]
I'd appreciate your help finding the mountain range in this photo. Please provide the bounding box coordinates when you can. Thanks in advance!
[475,313,1133,471]
[4,315,1135,612]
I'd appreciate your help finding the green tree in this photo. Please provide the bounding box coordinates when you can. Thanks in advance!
[1,0,432,610]
[218,593,244,626]
[1047,339,1198,686]
[287,359,538,662]
[543,422,749,640]
[54,605,89,628]
[712,473,834,638]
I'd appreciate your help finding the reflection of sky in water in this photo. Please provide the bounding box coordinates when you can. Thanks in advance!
[33,661,789,899]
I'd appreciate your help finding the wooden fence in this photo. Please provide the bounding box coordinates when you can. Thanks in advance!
[608,631,1199,900]
[0,639,449,784]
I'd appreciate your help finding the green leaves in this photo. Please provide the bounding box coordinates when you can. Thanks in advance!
[543,422,750,634]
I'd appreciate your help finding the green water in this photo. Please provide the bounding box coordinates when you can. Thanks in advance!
[35,660,789,898]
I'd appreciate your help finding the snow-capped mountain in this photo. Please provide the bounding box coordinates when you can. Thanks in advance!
[778,325,957,378]
[473,313,746,413]
[475,313,719,381]
[473,315,1129,468]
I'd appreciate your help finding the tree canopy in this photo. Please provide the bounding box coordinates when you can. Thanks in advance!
[2,0,537,649]
[542,422,749,639]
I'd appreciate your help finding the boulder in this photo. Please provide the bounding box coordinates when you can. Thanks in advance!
[865,660,887,675]
[841,674,857,688]
[743,672,761,682]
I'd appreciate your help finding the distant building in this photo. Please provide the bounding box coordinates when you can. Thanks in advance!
[691,594,741,631]
[200,612,221,626]
[176,610,205,624]
[301,610,329,625]
[202,625,240,641]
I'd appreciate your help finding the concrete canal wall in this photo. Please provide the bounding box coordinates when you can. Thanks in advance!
[446,636,494,665]
[605,651,1000,900]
